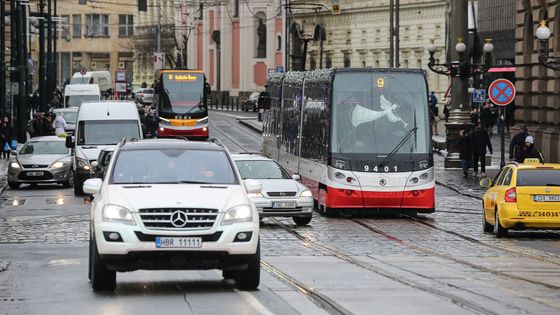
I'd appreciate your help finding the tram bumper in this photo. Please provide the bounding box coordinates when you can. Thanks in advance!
[158,125,209,139]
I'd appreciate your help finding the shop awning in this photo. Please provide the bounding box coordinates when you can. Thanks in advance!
[487,67,516,73]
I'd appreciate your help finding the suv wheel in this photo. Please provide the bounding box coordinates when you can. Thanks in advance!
[293,216,312,226]
[235,242,260,290]
[90,236,116,291]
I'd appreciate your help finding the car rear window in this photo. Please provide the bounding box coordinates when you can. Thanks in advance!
[516,169,560,186]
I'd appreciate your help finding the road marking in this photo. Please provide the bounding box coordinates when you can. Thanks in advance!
[48,259,81,267]
[234,289,274,315]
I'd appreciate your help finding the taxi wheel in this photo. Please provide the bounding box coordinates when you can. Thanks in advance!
[482,209,493,233]
[493,208,508,237]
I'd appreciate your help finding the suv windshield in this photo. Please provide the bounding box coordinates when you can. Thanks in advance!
[516,169,560,186]
[77,120,140,145]
[235,160,291,179]
[111,149,238,185]
[20,141,68,155]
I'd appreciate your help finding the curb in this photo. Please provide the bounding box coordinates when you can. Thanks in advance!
[238,119,262,134]
[435,180,482,200]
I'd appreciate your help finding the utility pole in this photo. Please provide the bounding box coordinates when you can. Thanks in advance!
[0,0,6,115]
[157,3,161,53]
[39,0,46,112]
[389,0,394,67]
[47,0,53,100]
[395,0,400,67]
[53,0,57,89]
[284,0,289,71]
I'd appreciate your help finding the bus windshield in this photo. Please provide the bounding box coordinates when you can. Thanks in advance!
[331,72,430,155]
[160,72,206,115]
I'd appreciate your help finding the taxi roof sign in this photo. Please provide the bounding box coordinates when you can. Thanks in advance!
[523,158,542,164]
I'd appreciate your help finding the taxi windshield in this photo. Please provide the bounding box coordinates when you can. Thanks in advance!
[516,169,560,186]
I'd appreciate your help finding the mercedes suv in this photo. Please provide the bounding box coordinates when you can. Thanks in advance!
[84,139,262,291]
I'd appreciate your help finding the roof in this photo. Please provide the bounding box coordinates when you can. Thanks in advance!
[120,139,225,152]
[64,84,100,93]
[77,101,139,120]
[231,153,272,161]
[52,107,78,113]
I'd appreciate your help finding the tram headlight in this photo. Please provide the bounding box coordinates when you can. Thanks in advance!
[420,172,429,180]
[196,117,208,126]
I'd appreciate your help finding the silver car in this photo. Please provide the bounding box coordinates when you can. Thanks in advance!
[135,88,154,105]
[8,136,73,189]
[232,153,314,225]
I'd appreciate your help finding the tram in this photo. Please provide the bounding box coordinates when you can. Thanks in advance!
[154,69,210,139]
[262,68,435,214]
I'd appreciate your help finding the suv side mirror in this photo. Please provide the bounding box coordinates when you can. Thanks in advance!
[83,178,103,194]
[65,135,74,148]
[292,174,301,180]
[244,179,262,194]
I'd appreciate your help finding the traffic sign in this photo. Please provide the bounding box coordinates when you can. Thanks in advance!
[488,79,516,106]
[472,89,486,103]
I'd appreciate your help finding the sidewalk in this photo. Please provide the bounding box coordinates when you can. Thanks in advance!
[235,115,504,200]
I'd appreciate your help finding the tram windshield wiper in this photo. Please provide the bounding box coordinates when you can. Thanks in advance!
[378,126,418,167]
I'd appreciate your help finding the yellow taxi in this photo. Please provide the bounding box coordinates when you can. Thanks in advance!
[480,159,560,237]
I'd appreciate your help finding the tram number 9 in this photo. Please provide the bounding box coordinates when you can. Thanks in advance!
[376,78,385,88]
[364,165,398,172]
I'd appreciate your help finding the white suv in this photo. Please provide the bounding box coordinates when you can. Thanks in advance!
[84,139,261,291]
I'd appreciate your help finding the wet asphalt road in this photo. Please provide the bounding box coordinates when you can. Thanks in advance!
[0,110,559,315]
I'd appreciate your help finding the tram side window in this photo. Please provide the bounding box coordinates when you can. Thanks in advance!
[281,84,302,156]
[301,81,327,162]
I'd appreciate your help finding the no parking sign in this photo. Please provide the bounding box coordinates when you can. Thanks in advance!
[488,79,516,106]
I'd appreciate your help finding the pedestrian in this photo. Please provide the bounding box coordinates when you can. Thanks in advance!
[443,100,450,123]
[509,124,529,163]
[480,100,495,136]
[520,135,544,163]
[52,112,69,136]
[31,90,40,114]
[428,91,438,117]
[458,129,473,178]
[0,116,13,159]
[471,122,493,177]
[470,106,479,125]
[146,107,158,138]
[40,113,53,136]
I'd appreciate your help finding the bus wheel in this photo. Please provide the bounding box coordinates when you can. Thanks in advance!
[318,188,334,217]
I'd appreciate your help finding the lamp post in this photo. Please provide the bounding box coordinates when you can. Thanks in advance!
[536,21,560,71]
[426,37,493,168]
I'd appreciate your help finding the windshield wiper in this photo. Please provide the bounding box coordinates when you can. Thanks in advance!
[122,185,152,188]
[179,180,212,184]
[378,126,418,167]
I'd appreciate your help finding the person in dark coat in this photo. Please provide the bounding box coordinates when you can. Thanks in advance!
[471,122,493,177]
[0,116,13,159]
[29,114,43,138]
[479,101,495,136]
[509,124,529,163]
[146,108,159,138]
[520,135,544,163]
[443,101,450,123]
[459,130,473,178]
[470,107,479,125]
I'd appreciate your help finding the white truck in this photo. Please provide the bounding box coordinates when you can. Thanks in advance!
[70,70,112,94]
[63,84,101,108]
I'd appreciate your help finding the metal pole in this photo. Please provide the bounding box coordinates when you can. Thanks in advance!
[53,0,57,89]
[9,0,16,121]
[395,0,399,67]
[500,107,505,168]
[39,0,46,112]
[47,0,52,100]
[0,0,5,116]
[16,3,27,142]
[389,0,394,67]
[157,3,161,52]
[285,0,289,71]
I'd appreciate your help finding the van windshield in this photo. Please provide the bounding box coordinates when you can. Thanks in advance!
[70,76,92,84]
[77,120,140,145]
[66,95,100,107]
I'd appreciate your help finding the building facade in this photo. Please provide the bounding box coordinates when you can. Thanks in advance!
[55,0,136,89]
[516,0,560,163]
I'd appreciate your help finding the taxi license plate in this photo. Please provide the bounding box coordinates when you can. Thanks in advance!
[271,201,297,209]
[533,195,560,202]
[26,171,44,176]
[155,237,202,248]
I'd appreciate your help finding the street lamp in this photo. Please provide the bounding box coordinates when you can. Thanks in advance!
[536,20,560,71]
[427,38,493,77]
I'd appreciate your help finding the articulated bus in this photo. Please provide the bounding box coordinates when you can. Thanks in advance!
[154,69,210,139]
[262,68,435,215]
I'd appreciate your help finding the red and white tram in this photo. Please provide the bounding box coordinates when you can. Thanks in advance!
[262,68,435,214]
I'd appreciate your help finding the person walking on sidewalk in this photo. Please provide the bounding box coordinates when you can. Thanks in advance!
[0,116,13,159]
[509,124,529,163]
[443,100,450,123]
[471,122,493,177]
[459,130,473,178]
[520,136,544,163]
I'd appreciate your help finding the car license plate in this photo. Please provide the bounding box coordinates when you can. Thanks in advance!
[271,201,297,209]
[533,195,560,202]
[26,171,44,176]
[155,237,202,248]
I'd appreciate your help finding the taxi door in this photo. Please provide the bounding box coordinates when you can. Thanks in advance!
[483,167,510,222]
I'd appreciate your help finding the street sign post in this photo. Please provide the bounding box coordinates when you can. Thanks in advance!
[488,78,516,169]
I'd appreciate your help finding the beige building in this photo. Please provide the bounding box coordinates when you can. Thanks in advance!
[55,0,136,90]
[295,0,449,100]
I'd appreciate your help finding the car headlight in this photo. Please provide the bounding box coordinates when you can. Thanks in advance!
[300,190,312,197]
[10,162,21,169]
[221,205,253,225]
[247,192,262,198]
[76,158,90,170]
[196,117,208,126]
[50,161,65,169]
[102,204,136,225]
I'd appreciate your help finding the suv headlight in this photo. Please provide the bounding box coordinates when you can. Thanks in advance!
[300,190,312,197]
[76,157,90,170]
[50,161,65,169]
[10,162,21,169]
[102,204,136,225]
[221,205,253,225]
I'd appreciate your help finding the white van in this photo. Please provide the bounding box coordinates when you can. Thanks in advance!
[66,101,143,195]
[64,84,101,108]
[70,71,112,93]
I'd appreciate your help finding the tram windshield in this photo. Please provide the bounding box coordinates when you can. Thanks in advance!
[160,72,207,115]
[331,72,430,155]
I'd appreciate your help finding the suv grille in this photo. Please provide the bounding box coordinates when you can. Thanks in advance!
[267,191,297,197]
[138,208,218,230]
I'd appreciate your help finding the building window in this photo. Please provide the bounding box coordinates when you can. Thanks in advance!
[325,56,332,68]
[61,15,70,40]
[375,60,380,67]
[417,26,423,40]
[79,0,86,4]
[276,35,282,51]
[255,12,266,58]
[119,15,134,37]
[85,14,109,37]
[310,57,316,70]
[72,14,81,38]
[343,52,350,67]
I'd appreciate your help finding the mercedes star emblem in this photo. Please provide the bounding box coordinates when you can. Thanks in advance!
[170,210,188,227]
[280,192,286,196]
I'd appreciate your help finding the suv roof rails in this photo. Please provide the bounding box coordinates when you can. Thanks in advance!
[237,152,270,158]
[208,138,223,147]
